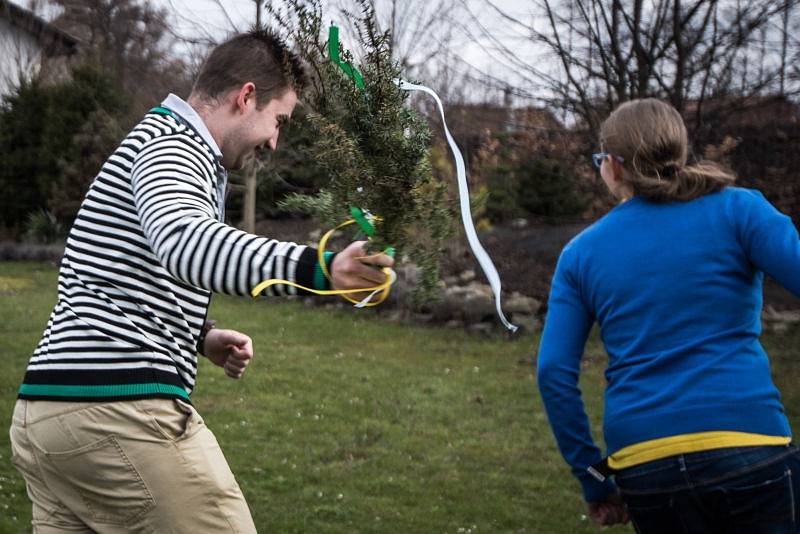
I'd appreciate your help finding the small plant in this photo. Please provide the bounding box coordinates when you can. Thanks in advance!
[23,209,65,244]
[485,157,586,222]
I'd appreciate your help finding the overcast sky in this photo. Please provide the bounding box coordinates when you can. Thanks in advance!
[13,0,544,102]
[158,0,540,93]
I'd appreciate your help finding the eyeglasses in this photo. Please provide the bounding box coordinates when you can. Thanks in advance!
[592,152,625,169]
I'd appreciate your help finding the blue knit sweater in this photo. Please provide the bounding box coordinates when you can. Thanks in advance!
[537,187,800,501]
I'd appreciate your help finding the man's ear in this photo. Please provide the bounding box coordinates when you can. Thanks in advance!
[234,82,256,114]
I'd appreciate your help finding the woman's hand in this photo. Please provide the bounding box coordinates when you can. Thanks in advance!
[586,490,629,526]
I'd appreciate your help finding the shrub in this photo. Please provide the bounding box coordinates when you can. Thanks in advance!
[0,64,129,234]
[23,210,65,244]
[485,157,586,221]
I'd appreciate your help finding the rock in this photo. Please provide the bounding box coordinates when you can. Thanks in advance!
[413,312,435,323]
[465,281,493,298]
[511,313,541,332]
[445,319,465,329]
[770,321,791,334]
[429,289,460,321]
[761,307,800,333]
[462,293,495,323]
[511,218,529,229]
[771,310,800,323]
[429,284,495,323]
[446,285,469,299]
[459,269,476,283]
[505,292,541,315]
[467,323,493,334]
[390,262,419,308]
[385,310,404,323]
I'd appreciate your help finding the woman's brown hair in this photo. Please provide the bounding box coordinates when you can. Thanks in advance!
[599,98,735,202]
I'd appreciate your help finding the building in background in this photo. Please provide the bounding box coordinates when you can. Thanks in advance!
[0,0,77,99]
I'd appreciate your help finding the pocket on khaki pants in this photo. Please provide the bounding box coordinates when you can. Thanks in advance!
[44,435,155,525]
[136,399,201,442]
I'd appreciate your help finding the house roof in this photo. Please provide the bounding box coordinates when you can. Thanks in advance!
[0,0,78,55]
[446,102,562,135]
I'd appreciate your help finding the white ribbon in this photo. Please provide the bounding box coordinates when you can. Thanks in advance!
[394,79,518,333]
[354,268,397,308]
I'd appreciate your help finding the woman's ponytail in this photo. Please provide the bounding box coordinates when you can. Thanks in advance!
[600,99,736,203]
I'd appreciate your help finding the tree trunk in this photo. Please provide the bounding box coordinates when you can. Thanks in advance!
[243,159,257,234]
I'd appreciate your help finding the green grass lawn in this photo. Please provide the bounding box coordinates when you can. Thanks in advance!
[1,261,798,533]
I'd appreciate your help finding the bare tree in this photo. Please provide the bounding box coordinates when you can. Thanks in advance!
[50,0,190,112]
[463,0,799,131]
[243,0,263,234]
[331,0,461,73]
[778,0,799,96]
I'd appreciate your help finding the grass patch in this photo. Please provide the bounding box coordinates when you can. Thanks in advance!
[0,261,798,533]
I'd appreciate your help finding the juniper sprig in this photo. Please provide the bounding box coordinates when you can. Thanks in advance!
[272,0,454,302]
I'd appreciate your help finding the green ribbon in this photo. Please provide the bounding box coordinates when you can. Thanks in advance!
[350,205,374,237]
[328,26,365,90]
[349,206,395,257]
[329,26,393,258]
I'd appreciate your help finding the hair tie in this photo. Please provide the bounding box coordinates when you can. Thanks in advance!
[662,164,679,178]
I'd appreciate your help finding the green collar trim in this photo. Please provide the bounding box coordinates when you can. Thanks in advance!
[148,106,175,117]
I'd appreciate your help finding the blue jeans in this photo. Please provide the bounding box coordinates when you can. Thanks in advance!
[615,444,800,534]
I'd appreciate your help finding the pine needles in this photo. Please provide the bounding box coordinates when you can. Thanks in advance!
[271,0,454,302]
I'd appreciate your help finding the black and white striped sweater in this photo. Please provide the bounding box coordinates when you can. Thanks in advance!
[19,96,325,402]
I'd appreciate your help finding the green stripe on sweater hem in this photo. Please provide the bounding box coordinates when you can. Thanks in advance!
[18,383,190,400]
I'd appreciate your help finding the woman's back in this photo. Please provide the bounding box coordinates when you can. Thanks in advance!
[548,186,799,453]
[537,97,800,532]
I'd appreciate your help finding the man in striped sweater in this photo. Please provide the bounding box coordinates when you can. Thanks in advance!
[9,30,392,533]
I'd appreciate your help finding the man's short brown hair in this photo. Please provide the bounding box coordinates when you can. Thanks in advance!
[192,29,306,108]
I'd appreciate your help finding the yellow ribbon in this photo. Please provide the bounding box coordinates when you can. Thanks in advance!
[250,219,394,307]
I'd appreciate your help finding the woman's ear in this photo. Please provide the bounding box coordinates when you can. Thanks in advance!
[609,157,624,182]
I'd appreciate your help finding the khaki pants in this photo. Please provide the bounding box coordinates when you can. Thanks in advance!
[9,398,257,533]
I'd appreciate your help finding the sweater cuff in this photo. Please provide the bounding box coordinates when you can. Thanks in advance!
[313,251,336,290]
[576,471,617,502]
[295,247,336,292]
[196,319,216,356]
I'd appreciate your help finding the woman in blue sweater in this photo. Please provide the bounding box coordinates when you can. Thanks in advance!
[537,98,800,533]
